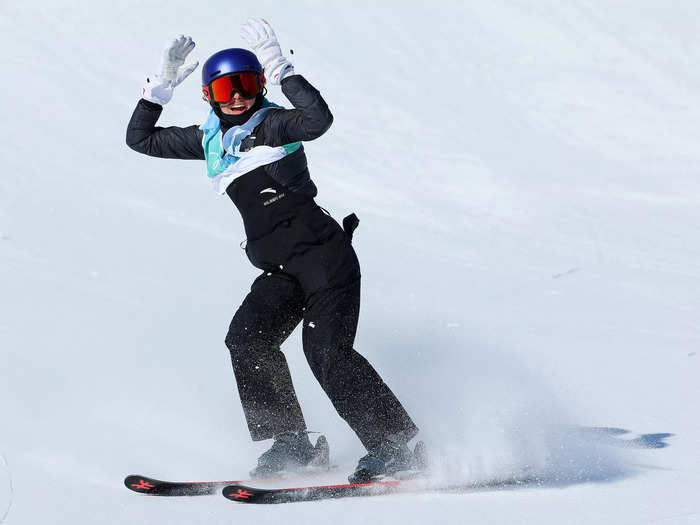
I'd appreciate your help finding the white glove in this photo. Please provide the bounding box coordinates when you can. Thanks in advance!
[240,18,294,85]
[142,35,199,105]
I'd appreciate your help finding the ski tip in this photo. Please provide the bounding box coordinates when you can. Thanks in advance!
[124,475,161,494]
[222,484,268,503]
[124,474,229,496]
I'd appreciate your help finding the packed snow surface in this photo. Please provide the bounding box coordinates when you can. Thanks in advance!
[1,1,699,523]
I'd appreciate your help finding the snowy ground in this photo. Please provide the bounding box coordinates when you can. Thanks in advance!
[1,1,699,523]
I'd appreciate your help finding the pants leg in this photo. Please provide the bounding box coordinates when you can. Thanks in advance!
[302,277,419,450]
[225,271,306,441]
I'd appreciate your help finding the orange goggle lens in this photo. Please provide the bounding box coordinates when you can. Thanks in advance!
[206,73,261,102]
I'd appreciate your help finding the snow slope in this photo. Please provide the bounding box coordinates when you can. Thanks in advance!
[1,1,699,523]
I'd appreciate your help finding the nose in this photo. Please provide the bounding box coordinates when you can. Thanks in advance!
[221,92,242,105]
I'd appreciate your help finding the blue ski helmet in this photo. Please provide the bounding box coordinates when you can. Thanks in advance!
[201,48,265,104]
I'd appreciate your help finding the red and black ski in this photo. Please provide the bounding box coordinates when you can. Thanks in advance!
[222,479,404,503]
[221,476,536,504]
[124,468,336,497]
[125,475,245,496]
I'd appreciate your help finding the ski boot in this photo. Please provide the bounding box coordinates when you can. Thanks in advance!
[250,431,329,479]
[348,439,427,483]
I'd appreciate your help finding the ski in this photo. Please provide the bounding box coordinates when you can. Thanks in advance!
[222,479,404,503]
[125,474,239,496]
[125,467,336,497]
[221,476,534,504]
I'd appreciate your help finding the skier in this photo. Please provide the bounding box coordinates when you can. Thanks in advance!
[126,19,419,483]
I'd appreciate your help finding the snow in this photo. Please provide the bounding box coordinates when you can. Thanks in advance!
[1,1,699,523]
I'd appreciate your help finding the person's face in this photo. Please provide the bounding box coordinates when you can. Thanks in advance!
[219,91,256,115]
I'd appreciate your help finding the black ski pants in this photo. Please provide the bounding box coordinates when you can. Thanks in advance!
[224,213,417,450]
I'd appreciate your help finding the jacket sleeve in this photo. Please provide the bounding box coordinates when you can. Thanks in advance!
[126,99,205,160]
[271,75,334,143]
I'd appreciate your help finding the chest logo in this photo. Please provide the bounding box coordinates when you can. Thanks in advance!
[259,188,277,195]
[263,192,286,206]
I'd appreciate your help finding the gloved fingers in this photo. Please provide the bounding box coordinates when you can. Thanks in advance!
[163,35,195,62]
[240,23,258,47]
[160,35,196,81]
[175,36,195,59]
[173,60,199,87]
[247,17,268,39]
[241,19,265,46]
[254,18,277,40]
[162,35,185,59]
[242,17,277,46]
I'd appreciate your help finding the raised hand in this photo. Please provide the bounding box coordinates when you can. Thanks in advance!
[142,35,199,105]
[241,18,294,85]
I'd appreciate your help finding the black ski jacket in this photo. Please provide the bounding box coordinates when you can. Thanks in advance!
[126,75,333,238]
[126,75,360,294]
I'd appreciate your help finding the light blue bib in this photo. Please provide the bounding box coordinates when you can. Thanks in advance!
[200,101,302,194]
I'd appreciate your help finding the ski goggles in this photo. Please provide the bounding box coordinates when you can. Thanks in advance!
[202,72,264,103]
